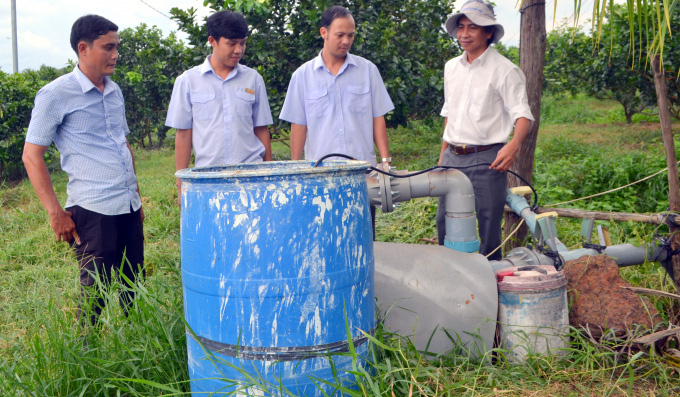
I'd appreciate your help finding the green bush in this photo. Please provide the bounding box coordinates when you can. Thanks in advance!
[534,138,670,214]
[112,24,193,149]
[0,70,60,179]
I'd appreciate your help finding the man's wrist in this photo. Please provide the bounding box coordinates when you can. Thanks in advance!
[381,156,392,163]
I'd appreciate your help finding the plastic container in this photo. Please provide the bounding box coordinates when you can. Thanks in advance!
[374,242,497,357]
[177,160,375,396]
[496,265,569,362]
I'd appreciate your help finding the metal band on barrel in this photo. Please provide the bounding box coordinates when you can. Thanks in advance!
[188,328,375,362]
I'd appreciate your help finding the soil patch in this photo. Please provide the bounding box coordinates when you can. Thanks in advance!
[564,255,662,338]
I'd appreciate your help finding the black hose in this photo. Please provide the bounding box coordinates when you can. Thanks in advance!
[312,153,540,210]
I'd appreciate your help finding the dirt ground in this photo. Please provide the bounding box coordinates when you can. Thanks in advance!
[564,255,662,338]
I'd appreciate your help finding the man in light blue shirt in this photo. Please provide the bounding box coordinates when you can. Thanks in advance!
[280,5,394,168]
[23,15,144,327]
[166,10,273,205]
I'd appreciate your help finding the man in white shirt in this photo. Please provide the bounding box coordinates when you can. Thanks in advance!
[436,0,534,260]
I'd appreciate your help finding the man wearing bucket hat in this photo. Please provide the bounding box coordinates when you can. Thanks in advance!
[435,0,534,260]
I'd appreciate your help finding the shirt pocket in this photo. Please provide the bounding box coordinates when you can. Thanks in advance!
[104,100,127,141]
[347,84,371,114]
[470,87,494,121]
[304,86,329,118]
[235,89,255,118]
[191,91,216,121]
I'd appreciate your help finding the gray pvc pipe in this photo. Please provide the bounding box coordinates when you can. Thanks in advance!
[506,191,569,251]
[499,191,671,270]
[491,243,669,272]
[367,169,479,252]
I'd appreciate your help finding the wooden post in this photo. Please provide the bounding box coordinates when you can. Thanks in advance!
[505,206,680,225]
[651,54,680,291]
[504,0,546,249]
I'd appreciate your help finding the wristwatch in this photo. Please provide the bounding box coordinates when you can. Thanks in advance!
[381,157,392,163]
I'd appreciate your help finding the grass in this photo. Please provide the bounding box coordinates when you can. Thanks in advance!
[2,94,680,395]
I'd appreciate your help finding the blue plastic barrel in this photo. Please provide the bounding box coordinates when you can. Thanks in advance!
[176,160,375,396]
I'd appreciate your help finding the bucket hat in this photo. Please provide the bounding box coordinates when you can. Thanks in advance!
[445,0,504,44]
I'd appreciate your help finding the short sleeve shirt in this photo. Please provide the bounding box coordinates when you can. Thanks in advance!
[25,66,141,215]
[279,52,394,166]
[165,57,273,167]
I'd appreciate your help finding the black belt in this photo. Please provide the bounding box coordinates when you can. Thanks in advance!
[449,144,498,155]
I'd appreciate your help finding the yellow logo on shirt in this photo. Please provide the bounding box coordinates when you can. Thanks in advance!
[245,88,255,95]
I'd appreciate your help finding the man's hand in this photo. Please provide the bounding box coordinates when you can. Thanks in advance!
[490,141,520,172]
[49,209,79,244]
[491,117,531,172]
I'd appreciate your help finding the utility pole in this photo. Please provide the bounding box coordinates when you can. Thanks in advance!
[11,0,19,73]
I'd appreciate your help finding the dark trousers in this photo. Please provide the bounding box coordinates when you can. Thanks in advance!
[436,144,507,261]
[68,205,145,326]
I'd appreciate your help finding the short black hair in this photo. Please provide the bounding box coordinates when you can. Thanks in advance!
[321,6,353,28]
[70,15,118,55]
[207,11,249,41]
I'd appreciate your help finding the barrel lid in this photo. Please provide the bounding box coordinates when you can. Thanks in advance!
[176,160,371,181]
[496,265,566,290]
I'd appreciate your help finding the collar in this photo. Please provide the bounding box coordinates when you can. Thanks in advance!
[201,55,241,80]
[313,50,356,74]
[459,46,493,67]
[73,65,114,95]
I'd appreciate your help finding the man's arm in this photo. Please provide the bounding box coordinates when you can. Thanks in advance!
[22,142,78,243]
[126,140,145,221]
[438,118,449,165]
[175,128,193,206]
[489,117,531,172]
[290,123,307,161]
[372,116,390,168]
[254,126,272,161]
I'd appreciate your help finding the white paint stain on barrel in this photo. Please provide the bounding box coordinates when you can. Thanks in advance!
[219,285,231,322]
[272,314,278,346]
[314,306,322,339]
[239,188,248,207]
[233,213,248,228]
[271,189,289,207]
[232,246,242,271]
[312,196,326,223]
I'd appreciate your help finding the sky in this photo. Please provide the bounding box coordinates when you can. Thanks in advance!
[0,0,596,73]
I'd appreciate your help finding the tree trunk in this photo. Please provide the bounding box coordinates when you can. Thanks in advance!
[651,54,680,292]
[504,0,546,251]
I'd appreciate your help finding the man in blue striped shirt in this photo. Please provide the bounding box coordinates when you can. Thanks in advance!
[23,15,144,327]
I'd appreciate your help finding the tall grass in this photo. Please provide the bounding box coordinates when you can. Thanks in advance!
[1,267,189,396]
[2,95,680,395]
